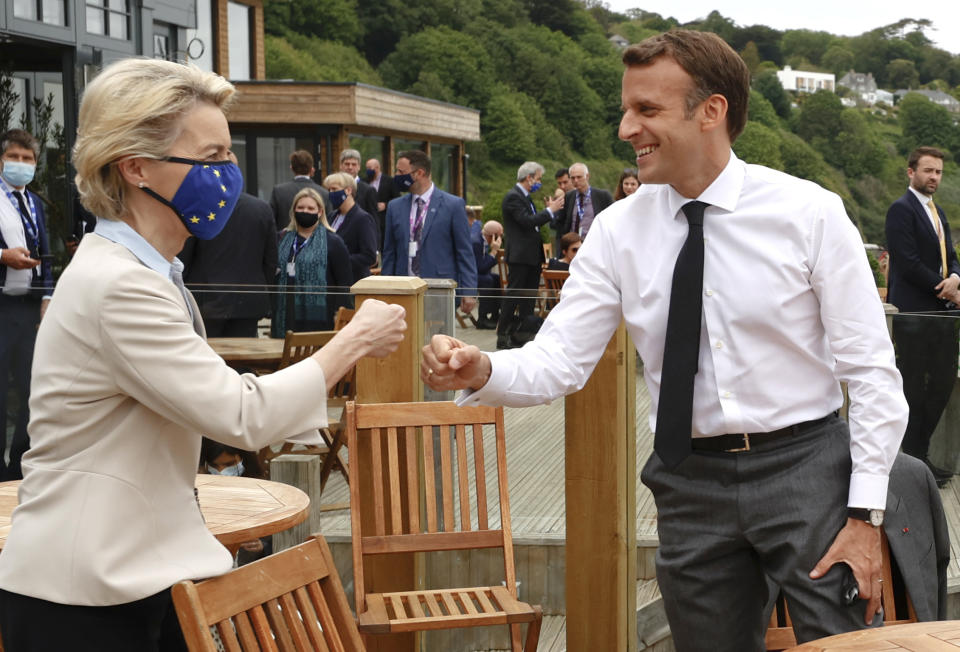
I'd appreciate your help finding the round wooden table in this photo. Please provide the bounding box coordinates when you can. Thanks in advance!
[0,475,310,556]
[208,337,285,372]
[788,621,960,650]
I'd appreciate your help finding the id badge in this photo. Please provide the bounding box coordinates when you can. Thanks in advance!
[409,241,418,257]
[286,261,295,277]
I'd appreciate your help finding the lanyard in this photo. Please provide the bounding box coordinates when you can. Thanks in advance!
[3,185,38,250]
[577,188,591,221]
[292,234,309,260]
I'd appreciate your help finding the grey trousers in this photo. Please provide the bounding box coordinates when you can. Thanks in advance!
[641,416,881,652]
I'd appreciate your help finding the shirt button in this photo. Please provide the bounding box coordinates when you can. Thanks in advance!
[705,289,714,297]
[723,391,731,398]
[715,340,724,349]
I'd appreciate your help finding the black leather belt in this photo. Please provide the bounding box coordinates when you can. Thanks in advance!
[691,415,833,453]
[0,293,41,304]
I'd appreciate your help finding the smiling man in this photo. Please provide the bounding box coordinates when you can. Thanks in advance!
[420,30,907,650]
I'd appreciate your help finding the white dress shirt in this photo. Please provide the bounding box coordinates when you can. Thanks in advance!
[0,177,34,295]
[459,153,907,509]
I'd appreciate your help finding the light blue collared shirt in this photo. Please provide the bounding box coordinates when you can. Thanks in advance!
[94,218,175,279]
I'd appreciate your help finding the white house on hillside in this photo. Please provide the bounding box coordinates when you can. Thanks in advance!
[777,66,835,93]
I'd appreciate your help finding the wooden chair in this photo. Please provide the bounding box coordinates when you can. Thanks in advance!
[259,330,351,494]
[540,269,569,315]
[172,534,365,652]
[765,529,916,650]
[334,306,355,331]
[542,243,553,261]
[346,401,543,651]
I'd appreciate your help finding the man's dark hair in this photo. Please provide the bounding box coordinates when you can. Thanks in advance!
[555,168,569,179]
[908,146,945,170]
[398,149,431,176]
[622,30,750,142]
[0,129,39,158]
[289,149,314,175]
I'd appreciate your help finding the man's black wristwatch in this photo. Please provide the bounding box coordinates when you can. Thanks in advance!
[847,507,884,527]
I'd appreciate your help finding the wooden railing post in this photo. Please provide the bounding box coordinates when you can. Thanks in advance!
[350,276,426,652]
[565,322,637,652]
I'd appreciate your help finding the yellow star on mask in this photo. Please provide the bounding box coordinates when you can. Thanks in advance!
[213,169,221,177]
[203,165,209,169]
[220,184,226,192]
[218,200,226,208]
[207,212,216,221]
[190,216,200,223]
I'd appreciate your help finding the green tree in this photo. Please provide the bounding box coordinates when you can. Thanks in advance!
[898,92,958,154]
[753,71,791,118]
[740,42,761,75]
[830,111,886,178]
[733,122,783,169]
[886,58,919,89]
[821,45,855,76]
[379,27,497,108]
[265,33,382,84]
[483,91,537,162]
[263,0,362,47]
[747,89,779,128]
[779,131,828,181]
[780,29,834,66]
[795,90,843,142]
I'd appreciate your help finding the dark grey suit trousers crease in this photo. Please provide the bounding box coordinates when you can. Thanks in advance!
[641,416,880,652]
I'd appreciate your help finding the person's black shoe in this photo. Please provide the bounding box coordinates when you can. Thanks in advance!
[476,318,498,330]
[924,457,954,481]
[496,337,512,350]
[936,476,951,489]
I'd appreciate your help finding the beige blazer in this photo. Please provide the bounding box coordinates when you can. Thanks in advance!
[0,234,329,606]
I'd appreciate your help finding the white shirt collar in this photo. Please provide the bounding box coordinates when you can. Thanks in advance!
[908,185,932,204]
[94,218,174,279]
[413,182,436,204]
[663,150,740,219]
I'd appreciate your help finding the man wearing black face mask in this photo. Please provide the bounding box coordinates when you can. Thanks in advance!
[365,158,399,252]
[338,149,379,226]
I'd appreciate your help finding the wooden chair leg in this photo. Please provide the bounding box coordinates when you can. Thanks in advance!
[319,428,349,493]
[522,607,543,652]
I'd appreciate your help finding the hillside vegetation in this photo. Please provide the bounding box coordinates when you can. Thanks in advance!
[263,1,960,244]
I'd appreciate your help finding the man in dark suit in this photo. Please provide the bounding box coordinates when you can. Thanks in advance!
[323,171,378,283]
[497,161,564,349]
[0,129,54,480]
[338,149,379,222]
[366,157,400,251]
[180,154,278,338]
[268,150,332,233]
[885,146,960,485]
[554,162,613,250]
[381,149,476,314]
[475,220,503,329]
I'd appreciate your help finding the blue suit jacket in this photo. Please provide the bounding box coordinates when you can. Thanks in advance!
[886,190,960,312]
[381,188,477,297]
[0,188,54,297]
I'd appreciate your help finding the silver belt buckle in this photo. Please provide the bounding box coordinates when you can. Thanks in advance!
[726,433,751,453]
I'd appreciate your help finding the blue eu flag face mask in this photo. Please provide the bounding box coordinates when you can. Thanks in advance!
[139,156,243,240]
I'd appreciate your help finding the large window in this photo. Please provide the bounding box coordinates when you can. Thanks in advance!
[431,143,455,193]
[86,0,131,40]
[14,0,67,26]
[154,22,177,61]
[185,0,214,72]
[347,134,385,168]
[227,1,252,81]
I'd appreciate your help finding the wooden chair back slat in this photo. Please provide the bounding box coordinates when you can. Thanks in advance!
[172,535,364,652]
[496,250,509,289]
[370,427,386,536]
[439,423,455,531]
[386,426,403,534]
[494,408,517,595]
[422,426,438,533]
[405,426,420,533]
[278,330,337,370]
[291,585,327,651]
[455,423,471,530]
[472,423,489,530]
[333,307,355,331]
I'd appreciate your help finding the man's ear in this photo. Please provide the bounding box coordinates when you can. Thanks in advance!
[701,94,729,134]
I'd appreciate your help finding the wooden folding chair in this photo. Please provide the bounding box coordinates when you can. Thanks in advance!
[346,401,542,651]
[765,529,916,650]
[172,534,365,652]
[540,269,569,315]
[258,330,351,494]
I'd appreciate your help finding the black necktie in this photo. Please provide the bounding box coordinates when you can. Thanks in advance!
[654,201,708,469]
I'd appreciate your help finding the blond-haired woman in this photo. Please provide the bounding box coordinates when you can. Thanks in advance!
[271,186,352,336]
[0,58,405,651]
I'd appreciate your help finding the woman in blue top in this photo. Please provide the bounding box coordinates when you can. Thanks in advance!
[272,187,352,335]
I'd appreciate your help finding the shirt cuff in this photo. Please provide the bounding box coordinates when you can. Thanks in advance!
[847,472,889,510]
[455,352,512,407]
